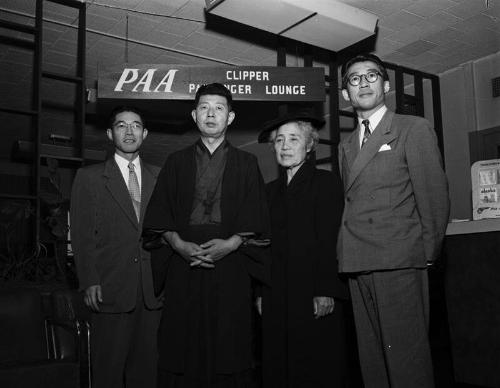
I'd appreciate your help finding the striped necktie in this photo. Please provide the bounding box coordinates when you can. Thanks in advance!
[361,119,371,148]
[128,162,141,220]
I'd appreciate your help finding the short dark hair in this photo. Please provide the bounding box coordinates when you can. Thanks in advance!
[108,106,146,128]
[194,83,233,111]
[341,53,389,89]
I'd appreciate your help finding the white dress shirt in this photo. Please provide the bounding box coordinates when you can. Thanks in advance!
[114,153,142,192]
[358,105,388,148]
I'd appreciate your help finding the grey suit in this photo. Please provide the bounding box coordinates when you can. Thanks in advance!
[338,109,449,387]
[71,158,161,388]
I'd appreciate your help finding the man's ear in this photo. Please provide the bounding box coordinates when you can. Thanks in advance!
[227,111,235,126]
[142,128,148,140]
[106,128,113,141]
[341,89,350,102]
[383,81,390,94]
[191,109,197,123]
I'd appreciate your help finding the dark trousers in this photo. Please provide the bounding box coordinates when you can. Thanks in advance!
[91,292,161,388]
[349,268,434,388]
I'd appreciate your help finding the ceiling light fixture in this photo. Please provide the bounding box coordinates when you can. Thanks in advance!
[205,0,378,52]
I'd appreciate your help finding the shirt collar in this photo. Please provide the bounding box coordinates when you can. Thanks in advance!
[196,138,228,157]
[357,104,387,133]
[114,153,140,170]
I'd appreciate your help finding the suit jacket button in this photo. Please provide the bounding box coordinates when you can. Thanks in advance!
[133,258,138,263]
[343,220,347,226]
[346,197,351,202]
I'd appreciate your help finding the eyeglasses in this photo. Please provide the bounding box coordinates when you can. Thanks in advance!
[113,121,144,131]
[346,71,382,86]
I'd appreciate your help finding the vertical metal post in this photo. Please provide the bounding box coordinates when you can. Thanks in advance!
[303,44,313,67]
[77,3,86,161]
[394,66,404,115]
[277,38,287,116]
[34,0,43,250]
[414,73,424,117]
[431,75,445,162]
[329,53,340,170]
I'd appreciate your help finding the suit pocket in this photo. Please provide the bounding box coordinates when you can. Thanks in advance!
[372,150,397,177]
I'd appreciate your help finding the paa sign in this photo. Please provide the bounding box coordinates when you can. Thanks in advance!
[98,65,325,102]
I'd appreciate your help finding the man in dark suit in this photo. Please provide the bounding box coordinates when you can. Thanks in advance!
[70,106,161,388]
[337,53,449,387]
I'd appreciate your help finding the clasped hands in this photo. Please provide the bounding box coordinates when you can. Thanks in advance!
[165,231,242,269]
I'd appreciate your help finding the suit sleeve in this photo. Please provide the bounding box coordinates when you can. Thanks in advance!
[314,170,348,299]
[70,169,99,291]
[405,119,450,263]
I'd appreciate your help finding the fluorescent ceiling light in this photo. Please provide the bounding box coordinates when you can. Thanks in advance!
[206,0,378,52]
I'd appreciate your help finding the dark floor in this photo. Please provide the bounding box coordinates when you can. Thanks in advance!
[340,262,492,388]
[428,264,490,388]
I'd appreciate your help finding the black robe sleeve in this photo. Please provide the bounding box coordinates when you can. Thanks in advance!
[221,149,271,285]
[232,153,270,237]
[313,169,348,299]
[238,157,271,284]
[142,153,180,296]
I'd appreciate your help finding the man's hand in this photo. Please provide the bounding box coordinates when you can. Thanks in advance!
[164,231,214,268]
[84,285,102,312]
[191,235,243,264]
[313,296,335,319]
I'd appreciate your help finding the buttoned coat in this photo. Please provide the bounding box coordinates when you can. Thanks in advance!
[338,109,449,273]
[70,158,161,312]
[262,159,348,388]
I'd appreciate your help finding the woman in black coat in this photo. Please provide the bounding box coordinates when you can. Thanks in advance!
[258,111,349,388]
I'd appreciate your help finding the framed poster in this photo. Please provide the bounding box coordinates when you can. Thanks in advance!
[471,159,500,220]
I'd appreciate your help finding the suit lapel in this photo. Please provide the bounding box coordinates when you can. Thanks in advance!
[345,110,397,192]
[342,130,360,173]
[104,158,139,229]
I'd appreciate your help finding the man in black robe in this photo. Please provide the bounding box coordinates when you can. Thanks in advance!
[143,83,269,388]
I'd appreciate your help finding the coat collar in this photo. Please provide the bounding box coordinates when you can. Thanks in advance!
[277,157,315,194]
[343,110,397,192]
[174,140,238,233]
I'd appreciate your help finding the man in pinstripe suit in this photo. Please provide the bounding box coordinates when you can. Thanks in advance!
[337,53,449,388]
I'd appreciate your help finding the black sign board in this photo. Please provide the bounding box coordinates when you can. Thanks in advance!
[98,65,325,102]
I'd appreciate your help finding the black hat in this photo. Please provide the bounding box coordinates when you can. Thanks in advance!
[258,108,325,143]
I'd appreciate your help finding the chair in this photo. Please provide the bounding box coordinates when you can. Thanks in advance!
[50,288,91,388]
[0,287,90,388]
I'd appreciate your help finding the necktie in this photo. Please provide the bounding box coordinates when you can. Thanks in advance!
[128,162,141,220]
[361,119,371,148]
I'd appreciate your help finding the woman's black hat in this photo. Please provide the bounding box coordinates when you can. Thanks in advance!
[258,108,325,143]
